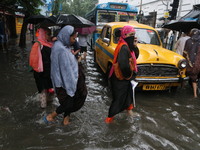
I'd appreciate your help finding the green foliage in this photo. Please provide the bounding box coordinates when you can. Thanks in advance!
[0,0,45,15]
[60,0,98,17]
[52,0,60,15]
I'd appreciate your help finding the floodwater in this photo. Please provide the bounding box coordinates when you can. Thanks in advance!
[0,37,200,150]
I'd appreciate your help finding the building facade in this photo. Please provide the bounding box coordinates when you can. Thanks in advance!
[98,0,200,27]
[132,0,200,27]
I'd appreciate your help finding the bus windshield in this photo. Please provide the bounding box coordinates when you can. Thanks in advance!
[97,11,116,25]
[97,10,137,26]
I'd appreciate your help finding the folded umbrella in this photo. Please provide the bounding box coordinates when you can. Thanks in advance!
[130,80,138,107]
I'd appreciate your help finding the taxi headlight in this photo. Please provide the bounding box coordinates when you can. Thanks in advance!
[178,59,187,69]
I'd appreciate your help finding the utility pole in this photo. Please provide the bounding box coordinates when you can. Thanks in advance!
[139,0,142,14]
[138,0,143,23]
[177,0,182,19]
[164,1,169,25]
[169,0,180,20]
[170,0,180,51]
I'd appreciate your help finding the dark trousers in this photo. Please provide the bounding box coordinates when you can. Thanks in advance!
[55,63,87,117]
[55,87,74,117]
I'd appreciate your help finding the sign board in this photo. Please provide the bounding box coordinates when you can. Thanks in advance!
[164,11,169,18]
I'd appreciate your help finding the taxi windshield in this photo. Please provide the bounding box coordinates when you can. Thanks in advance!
[135,28,160,45]
[114,28,161,46]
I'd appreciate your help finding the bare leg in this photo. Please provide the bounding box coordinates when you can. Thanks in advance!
[63,115,70,125]
[40,90,47,108]
[46,111,57,122]
[126,104,134,116]
[127,109,134,116]
[47,91,55,103]
[192,82,198,98]
[83,52,87,61]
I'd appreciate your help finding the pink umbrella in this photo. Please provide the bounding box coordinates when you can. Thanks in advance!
[76,26,96,35]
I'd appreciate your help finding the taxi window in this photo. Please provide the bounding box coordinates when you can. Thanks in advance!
[105,27,111,40]
[100,26,111,41]
[100,27,107,39]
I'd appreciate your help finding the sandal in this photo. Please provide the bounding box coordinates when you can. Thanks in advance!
[43,115,54,124]
[105,117,114,124]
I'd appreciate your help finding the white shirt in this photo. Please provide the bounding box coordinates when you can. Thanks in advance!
[78,34,88,47]
[175,36,190,55]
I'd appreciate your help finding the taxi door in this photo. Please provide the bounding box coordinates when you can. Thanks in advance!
[95,26,113,73]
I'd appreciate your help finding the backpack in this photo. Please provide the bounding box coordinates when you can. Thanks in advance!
[29,41,44,72]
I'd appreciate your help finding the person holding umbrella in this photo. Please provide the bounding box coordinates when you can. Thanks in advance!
[44,25,87,125]
[105,25,139,123]
[183,28,200,98]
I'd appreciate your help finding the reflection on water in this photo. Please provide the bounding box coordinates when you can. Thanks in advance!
[0,38,200,150]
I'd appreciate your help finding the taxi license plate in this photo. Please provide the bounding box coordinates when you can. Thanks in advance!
[143,84,166,90]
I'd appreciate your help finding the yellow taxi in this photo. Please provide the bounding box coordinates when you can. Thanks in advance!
[94,21,189,91]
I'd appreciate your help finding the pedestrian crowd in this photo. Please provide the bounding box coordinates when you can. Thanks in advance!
[27,24,200,125]
[28,24,139,125]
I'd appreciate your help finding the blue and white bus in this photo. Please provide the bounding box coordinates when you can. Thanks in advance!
[85,2,138,48]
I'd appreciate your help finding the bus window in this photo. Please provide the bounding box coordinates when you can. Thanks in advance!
[118,12,137,22]
[97,11,116,25]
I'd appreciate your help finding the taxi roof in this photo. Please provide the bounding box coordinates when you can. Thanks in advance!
[105,21,156,31]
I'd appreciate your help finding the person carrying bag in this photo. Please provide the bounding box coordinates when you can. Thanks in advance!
[106,25,139,123]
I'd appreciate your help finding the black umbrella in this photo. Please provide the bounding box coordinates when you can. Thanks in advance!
[56,14,95,27]
[162,19,200,32]
[162,4,200,32]
[25,15,47,24]
[39,15,57,27]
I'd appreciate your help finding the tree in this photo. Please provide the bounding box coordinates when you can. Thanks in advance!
[17,0,44,48]
[61,0,98,17]
[52,0,60,15]
[1,0,44,47]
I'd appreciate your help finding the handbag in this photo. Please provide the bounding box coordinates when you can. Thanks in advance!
[113,58,134,80]
[29,41,43,72]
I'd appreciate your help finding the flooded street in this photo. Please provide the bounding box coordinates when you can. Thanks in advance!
[0,38,200,150]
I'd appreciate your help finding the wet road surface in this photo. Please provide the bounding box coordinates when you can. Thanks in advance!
[0,38,200,150]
